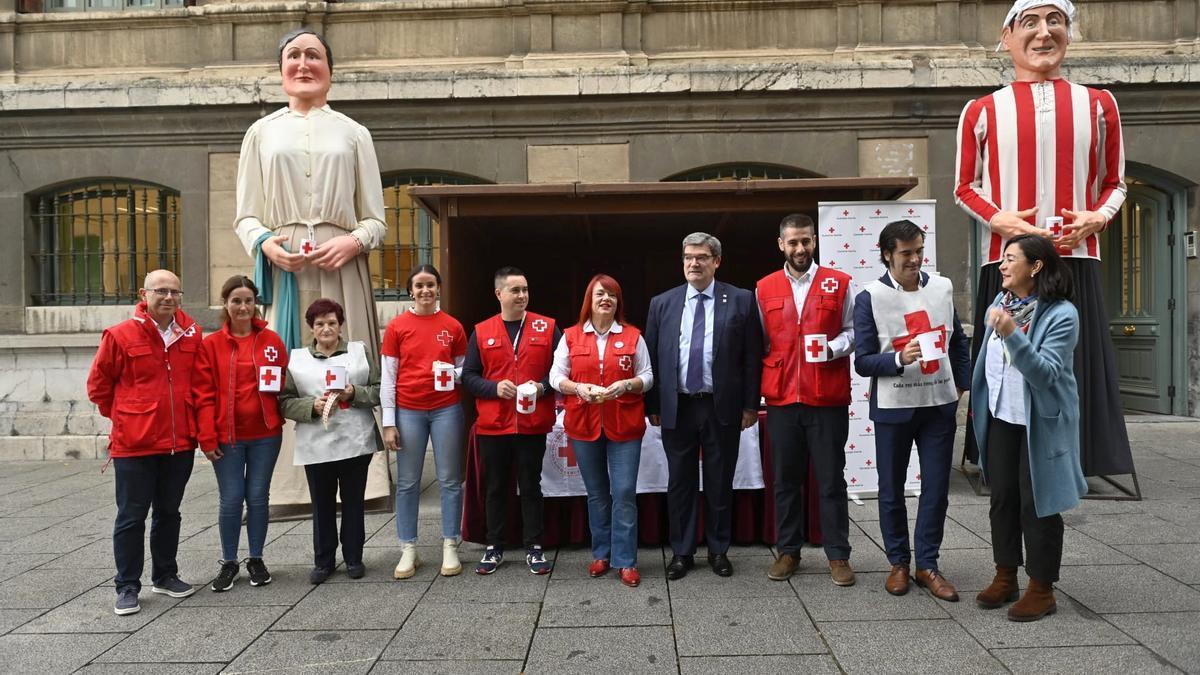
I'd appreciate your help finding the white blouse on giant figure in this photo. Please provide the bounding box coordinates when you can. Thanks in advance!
[233,105,387,255]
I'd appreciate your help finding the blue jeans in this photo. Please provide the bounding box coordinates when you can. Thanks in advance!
[572,434,641,568]
[394,404,465,542]
[212,435,282,560]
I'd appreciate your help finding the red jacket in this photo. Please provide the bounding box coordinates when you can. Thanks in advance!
[86,303,203,457]
[562,325,646,442]
[193,318,288,452]
[757,267,852,407]
[474,312,556,435]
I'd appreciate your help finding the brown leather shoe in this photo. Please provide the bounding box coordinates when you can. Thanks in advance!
[976,565,1020,609]
[1008,578,1057,622]
[829,559,856,587]
[915,568,959,602]
[885,564,911,596]
[768,553,800,581]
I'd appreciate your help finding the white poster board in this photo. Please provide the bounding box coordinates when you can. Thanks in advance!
[818,200,938,498]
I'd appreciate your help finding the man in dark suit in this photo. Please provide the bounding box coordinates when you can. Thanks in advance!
[645,232,763,579]
[853,219,970,602]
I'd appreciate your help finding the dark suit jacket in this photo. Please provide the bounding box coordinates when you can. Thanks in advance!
[853,271,970,424]
[644,280,763,429]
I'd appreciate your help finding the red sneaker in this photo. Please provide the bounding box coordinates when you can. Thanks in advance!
[619,568,641,587]
[588,559,611,578]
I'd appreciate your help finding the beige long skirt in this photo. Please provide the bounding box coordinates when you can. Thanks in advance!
[264,223,391,510]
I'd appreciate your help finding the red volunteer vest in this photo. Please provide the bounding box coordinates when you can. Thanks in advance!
[562,325,647,442]
[474,312,557,435]
[757,267,852,407]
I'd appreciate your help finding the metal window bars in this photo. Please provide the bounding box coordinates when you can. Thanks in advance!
[32,181,180,306]
[661,163,816,182]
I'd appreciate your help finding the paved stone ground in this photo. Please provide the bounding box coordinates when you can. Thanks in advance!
[1,416,1198,674]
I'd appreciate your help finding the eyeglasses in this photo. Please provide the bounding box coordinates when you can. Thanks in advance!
[146,288,184,298]
[683,254,714,264]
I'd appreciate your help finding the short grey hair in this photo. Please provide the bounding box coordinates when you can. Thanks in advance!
[682,232,722,258]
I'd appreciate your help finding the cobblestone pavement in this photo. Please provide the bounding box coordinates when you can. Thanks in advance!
[0,417,1197,673]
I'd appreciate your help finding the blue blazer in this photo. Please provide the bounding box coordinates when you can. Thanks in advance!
[971,295,1088,517]
[853,272,971,424]
[644,280,763,430]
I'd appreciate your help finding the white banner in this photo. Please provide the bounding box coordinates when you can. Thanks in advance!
[540,410,765,498]
[818,200,937,498]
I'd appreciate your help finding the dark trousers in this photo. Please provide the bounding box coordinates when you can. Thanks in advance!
[112,452,195,592]
[663,394,741,556]
[303,452,372,570]
[986,417,1064,583]
[766,402,850,560]
[875,404,956,570]
[478,433,546,548]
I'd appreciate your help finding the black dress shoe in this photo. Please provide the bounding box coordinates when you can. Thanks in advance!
[309,567,333,585]
[346,562,366,579]
[708,553,733,577]
[666,554,694,580]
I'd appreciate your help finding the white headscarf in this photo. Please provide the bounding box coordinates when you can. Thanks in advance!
[997,0,1080,51]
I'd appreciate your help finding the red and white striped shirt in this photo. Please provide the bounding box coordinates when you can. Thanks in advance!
[954,79,1126,265]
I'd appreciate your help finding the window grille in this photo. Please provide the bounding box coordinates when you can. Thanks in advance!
[31,180,181,306]
[372,171,489,301]
[44,0,184,11]
[662,163,817,182]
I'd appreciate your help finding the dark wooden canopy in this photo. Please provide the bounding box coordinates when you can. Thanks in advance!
[409,177,917,330]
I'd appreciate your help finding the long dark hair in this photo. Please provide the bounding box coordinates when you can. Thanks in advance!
[1006,234,1074,302]
[219,275,259,325]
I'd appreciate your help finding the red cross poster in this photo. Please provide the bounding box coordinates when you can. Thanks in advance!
[818,200,937,498]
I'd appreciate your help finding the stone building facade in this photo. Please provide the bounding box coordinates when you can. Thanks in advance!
[1,0,1198,458]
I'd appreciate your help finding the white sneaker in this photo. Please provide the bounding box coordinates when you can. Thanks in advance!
[393,542,420,580]
[441,538,463,577]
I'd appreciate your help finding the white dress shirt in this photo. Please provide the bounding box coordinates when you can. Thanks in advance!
[549,321,654,392]
[985,330,1027,425]
[678,281,716,393]
[234,105,387,256]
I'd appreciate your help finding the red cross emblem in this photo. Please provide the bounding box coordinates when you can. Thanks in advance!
[805,338,824,360]
[531,319,548,333]
[827,227,835,234]
[820,278,839,294]
[859,259,867,266]
[558,438,577,467]
[848,443,856,450]
[907,208,915,215]
[865,458,873,466]
[859,225,867,233]
[1048,221,1064,237]
[260,368,278,387]
[301,240,314,255]
[827,259,836,267]
[922,224,930,232]
[618,355,632,372]
[842,243,851,250]
[891,310,946,375]
[924,257,930,264]
[865,425,872,433]
[842,210,850,216]
[518,395,535,412]
[850,476,858,484]
[435,330,452,347]
[874,209,882,216]
[435,369,453,388]
[263,346,278,363]
[325,370,338,387]
[849,410,856,417]
[916,473,922,481]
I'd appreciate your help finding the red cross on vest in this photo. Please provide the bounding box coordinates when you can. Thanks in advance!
[890,310,945,375]
[558,438,577,467]
[435,369,453,388]
[260,368,278,387]
[820,277,839,294]
[435,330,453,347]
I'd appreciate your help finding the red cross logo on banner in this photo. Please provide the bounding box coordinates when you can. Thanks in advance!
[518,395,535,412]
[435,330,452,347]
[849,410,856,417]
[842,210,850,216]
[435,369,453,388]
[842,242,851,250]
[874,209,882,216]
[850,476,858,484]
[827,227,835,234]
[531,319,548,333]
[907,208,915,215]
[263,346,278,363]
[848,443,856,450]
[618,355,632,372]
[865,425,873,434]
[891,310,946,375]
[859,225,867,233]
[301,240,314,255]
[820,278,839,294]
[325,370,338,387]
[260,369,278,388]
[859,259,867,266]
[558,439,577,467]
[805,338,824,360]
[922,224,930,232]
[866,458,873,466]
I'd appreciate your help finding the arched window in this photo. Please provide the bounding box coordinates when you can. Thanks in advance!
[662,163,820,182]
[372,171,491,300]
[31,180,181,305]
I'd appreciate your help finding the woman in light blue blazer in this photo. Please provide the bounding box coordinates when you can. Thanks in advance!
[970,234,1087,623]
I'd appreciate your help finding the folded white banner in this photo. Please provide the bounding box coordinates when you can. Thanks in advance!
[540,411,765,498]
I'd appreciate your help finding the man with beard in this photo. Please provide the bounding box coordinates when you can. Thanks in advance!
[756,214,856,586]
[955,0,1133,480]
[853,220,970,601]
